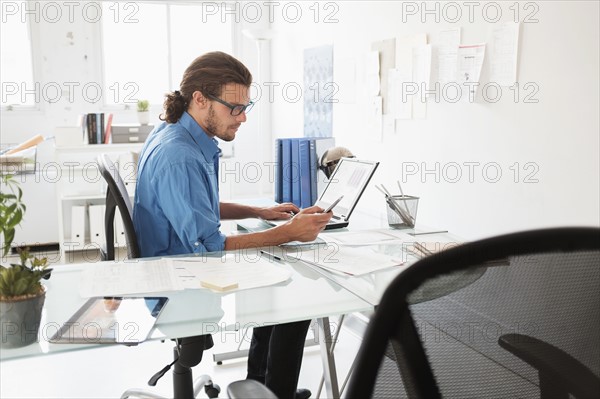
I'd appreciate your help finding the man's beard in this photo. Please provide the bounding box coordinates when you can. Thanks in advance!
[205,105,235,142]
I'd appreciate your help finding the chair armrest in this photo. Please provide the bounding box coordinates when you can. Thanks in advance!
[227,380,277,399]
[499,333,600,399]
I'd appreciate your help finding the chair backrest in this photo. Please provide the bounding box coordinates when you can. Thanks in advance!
[346,227,600,399]
[96,153,140,260]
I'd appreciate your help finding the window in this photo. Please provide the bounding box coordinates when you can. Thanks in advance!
[101,2,233,107]
[1,16,35,108]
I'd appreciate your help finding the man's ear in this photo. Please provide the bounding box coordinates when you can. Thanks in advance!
[191,90,208,109]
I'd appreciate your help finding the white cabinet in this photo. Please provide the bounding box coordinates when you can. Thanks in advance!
[54,143,143,262]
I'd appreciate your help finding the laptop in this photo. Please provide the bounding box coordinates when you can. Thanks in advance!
[265,158,379,230]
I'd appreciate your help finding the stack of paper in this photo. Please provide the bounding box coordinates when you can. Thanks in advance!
[285,246,406,276]
[170,255,292,292]
[79,259,183,298]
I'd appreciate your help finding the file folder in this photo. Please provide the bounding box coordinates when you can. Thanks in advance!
[70,205,86,247]
[88,204,106,249]
[114,207,126,247]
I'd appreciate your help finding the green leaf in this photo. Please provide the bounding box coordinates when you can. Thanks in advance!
[6,209,22,228]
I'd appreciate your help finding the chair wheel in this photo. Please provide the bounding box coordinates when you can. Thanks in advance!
[205,382,221,398]
[217,361,223,365]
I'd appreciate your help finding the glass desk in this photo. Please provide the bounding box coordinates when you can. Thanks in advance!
[0,250,372,398]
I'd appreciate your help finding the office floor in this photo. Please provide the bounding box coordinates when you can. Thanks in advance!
[0,249,364,399]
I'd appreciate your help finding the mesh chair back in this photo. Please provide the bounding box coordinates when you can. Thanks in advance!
[347,227,600,399]
[96,153,140,260]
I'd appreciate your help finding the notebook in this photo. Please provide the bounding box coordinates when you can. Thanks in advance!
[265,158,379,230]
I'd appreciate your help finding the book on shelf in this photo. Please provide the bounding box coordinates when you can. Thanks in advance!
[81,113,113,144]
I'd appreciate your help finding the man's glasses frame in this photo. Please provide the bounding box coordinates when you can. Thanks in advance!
[206,94,254,116]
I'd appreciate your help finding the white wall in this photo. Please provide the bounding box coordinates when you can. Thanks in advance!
[2,1,598,245]
[269,1,600,239]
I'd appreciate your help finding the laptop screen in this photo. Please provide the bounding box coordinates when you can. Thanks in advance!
[316,158,379,220]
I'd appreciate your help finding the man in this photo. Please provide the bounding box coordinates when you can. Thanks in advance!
[133,51,331,399]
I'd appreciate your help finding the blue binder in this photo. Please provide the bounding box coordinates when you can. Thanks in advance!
[281,139,293,203]
[290,139,301,207]
[274,139,283,203]
[299,139,312,208]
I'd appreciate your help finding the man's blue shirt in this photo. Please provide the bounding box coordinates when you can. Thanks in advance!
[133,111,225,257]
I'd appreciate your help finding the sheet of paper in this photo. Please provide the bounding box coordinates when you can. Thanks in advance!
[79,259,183,297]
[367,96,383,140]
[320,229,405,246]
[170,254,292,292]
[394,33,427,119]
[490,23,520,86]
[366,51,381,96]
[456,44,486,102]
[388,68,413,119]
[431,28,461,85]
[286,246,406,276]
[372,38,396,114]
[412,44,432,119]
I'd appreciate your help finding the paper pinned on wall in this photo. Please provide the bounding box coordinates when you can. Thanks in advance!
[456,44,486,102]
[394,33,427,120]
[367,96,383,141]
[366,50,381,96]
[431,28,461,86]
[388,68,412,120]
[371,38,396,114]
[412,44,432,119]
[490,23,520,86]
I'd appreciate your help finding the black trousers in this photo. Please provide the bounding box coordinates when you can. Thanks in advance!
[246,320,312,399]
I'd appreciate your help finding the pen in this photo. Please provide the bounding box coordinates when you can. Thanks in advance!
[260,250,282,261]
[409,230,449,236]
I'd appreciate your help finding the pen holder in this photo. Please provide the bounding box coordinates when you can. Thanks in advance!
[386,195,419,229]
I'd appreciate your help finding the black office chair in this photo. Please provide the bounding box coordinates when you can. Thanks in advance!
[97,154,220,399]
[228,227,600,399]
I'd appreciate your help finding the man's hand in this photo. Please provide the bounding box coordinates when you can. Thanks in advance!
[278,205,332,242]
[257,203,300,220]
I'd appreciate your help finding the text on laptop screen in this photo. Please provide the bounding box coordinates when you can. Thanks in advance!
[318,158,377,218]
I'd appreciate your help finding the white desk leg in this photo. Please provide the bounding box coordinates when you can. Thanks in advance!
[317,317,340,398]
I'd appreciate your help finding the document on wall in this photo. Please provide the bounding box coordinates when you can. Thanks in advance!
[431,28,461,85]
[367,96,383,141]
[372,38,396,114]
[79,259,183,298]
[366,50,381,96]
[393,33,427,119]
[456,44,486,102]
[285,246,407,276]
[490,23,520,86]
[170,254,292,292]
[388,68,413,120]
[412,44,432,119]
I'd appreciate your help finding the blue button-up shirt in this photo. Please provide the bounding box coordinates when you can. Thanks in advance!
[133,112,225,257]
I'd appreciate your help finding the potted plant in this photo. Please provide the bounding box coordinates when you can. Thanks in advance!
[137,99,150,125]
[0,174,51,348]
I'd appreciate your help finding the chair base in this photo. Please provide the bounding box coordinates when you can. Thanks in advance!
[121,374,220,399]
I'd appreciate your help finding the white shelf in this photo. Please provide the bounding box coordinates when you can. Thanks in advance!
[62,194,106,201]
[55,143,144,152]
[55,143,141,259]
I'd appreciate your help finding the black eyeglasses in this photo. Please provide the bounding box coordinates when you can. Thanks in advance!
[206,94,254,116]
